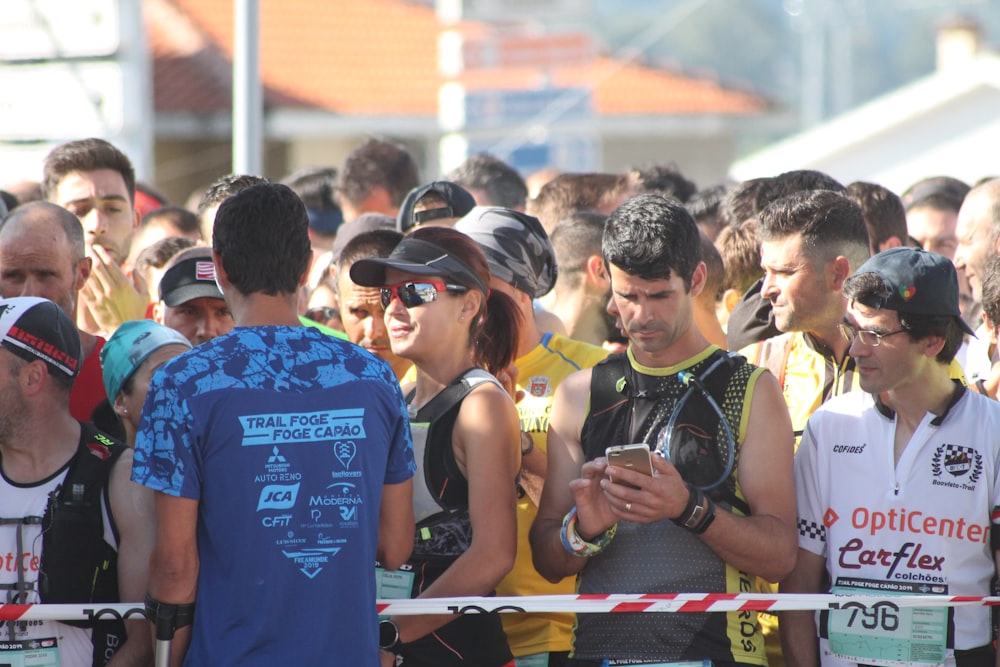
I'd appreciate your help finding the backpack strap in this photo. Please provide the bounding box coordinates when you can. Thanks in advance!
[41,425,126,601]
[588,354,629,418]
[41,423,128,665]
[408,368,503,513]
[697,349,748,406]
[411,368,500,424]
[753,332,794,390]
[55,425,126,508]
[680,350,752,516]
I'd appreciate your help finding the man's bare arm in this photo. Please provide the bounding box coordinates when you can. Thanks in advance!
[779,548,827,667]
[529,369,601,583]
[148,492,200,667]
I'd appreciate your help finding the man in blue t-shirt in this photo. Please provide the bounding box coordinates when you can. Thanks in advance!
[133,183,415,666]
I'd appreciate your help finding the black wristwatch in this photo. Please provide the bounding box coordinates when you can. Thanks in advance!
[379,619,403,654]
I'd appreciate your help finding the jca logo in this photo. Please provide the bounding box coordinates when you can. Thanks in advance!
[257,483,300,511]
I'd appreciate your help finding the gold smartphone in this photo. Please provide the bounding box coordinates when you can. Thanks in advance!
[605,443,653,488]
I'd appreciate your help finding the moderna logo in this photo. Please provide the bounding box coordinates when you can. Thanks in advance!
[257,483,300,511]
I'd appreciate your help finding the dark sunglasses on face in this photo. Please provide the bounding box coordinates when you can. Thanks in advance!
[304,306,338,323]
[379,281,469,309]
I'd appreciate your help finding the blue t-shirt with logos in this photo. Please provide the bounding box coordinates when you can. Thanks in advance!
[133,326,414,667]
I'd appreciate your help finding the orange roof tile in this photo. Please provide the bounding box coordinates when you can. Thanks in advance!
[148,0,309,113]
[149,0,766,117]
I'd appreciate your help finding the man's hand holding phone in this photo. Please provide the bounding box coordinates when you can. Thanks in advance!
[601,443,693,523]
[605,443,654,488]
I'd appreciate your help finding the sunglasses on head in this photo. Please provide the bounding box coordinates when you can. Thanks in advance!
[379,281,469,309]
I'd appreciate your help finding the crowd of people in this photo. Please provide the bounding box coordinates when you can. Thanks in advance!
[0,134,999,667]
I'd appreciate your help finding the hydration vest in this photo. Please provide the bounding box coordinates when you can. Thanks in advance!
[582,349,752,515]
[1,423,127,666]
[406,367,501,513]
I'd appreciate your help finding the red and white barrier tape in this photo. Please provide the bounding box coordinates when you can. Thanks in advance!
[0,604,144,622]
[4,593,999,621]
[377,593,1000,616]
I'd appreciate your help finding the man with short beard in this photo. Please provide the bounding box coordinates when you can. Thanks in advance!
[0,297,153,665]
[334,229,412,381]
[741,190,871,442]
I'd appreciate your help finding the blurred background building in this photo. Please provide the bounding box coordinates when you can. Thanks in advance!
[1,0,998,199]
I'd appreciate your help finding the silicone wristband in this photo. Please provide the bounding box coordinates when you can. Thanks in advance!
[560,506,616,557]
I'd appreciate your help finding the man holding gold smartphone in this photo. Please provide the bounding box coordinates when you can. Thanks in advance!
[530,194,796,667]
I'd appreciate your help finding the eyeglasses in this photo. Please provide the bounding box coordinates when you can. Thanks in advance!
[379,281,468,309]
[838,322,908,347]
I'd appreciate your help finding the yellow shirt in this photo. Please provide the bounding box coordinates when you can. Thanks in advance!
[741,332,966,445]
[496,333,608,657]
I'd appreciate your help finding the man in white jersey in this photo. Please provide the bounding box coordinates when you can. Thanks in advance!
[781,247,999,667]
[0,297,153,666]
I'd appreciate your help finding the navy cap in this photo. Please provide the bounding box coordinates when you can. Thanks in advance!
[851,247,975,335]
[349,236,488,294]
[396,181,476,233]
[307,207,344,236]
[158,247,224,307]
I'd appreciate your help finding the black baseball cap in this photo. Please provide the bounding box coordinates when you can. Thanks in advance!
[0,297,81,381]
[349,236,488,293]
[158,246,224,307]
[396,181,476,233]
[851,247,975,335]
